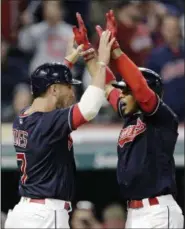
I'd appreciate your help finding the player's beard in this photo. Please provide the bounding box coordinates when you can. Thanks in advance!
[56,95,76,109]
[65,95,76,107]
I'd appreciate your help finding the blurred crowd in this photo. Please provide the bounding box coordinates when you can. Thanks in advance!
[1,201,126,229]
[2,0,185,123]
[70,201,126,229]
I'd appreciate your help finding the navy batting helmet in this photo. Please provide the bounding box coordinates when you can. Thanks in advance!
[30,62,81,98]
[112,67,163,98]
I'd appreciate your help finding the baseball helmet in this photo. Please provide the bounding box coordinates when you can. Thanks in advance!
[30,62,81,97]
[112,67,163,97]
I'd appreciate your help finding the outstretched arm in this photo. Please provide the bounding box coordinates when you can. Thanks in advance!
[65,13,115,130]
[94,25,122,112]
[103,10,158,114]
[111,48,158,113]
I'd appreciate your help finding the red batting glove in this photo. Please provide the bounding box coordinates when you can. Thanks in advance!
[106,10,117,37]
[105,10,120,50]
[73,13,91,51]
[73,13,94,61]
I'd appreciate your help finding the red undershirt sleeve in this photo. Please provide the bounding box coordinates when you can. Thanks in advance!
[107,88,121,112]
[63,61,87,130]
[113,53,158,113]
[105,67,121,112]
[105,67,116,84]
[71,104,88,130]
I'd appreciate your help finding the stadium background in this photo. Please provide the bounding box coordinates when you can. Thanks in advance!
[1,0,184,228]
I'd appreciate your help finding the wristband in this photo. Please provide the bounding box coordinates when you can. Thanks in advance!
[97,61,106,67]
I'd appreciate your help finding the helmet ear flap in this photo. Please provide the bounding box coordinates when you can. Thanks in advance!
[148,82,163,98]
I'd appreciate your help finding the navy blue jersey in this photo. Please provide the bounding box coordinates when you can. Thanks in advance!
[117,97,178,200]
[13,106,76,201]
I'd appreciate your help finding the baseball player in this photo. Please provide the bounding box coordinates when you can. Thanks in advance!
[4,14,115,228]
[74,11,184,229]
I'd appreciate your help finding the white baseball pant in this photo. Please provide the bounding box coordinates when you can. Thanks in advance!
[4,197,71,228]
[125,195,184,228]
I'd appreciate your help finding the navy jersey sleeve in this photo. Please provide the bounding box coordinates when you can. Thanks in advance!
[144,96,179,131]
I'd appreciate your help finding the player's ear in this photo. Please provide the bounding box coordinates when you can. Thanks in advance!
[49,84,57,96]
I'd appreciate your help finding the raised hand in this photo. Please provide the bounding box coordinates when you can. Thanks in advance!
[96,10,120,51]
[73,13,91,51]
[98,30,115,66]
[106,10,117,38]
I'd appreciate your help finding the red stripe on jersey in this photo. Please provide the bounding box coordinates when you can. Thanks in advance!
[106,67,116,84]
[107,88,121,112]
[19,113,28,117]
[16,152,28,184]
[72,104,88,129]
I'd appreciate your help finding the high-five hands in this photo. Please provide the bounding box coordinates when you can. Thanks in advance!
[96,10,120,51]
[72,10,120,64]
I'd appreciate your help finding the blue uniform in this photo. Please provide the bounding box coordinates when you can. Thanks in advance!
[13,106,76,201]
[117,98,178,200]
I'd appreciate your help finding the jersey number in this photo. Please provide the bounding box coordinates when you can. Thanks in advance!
[16,153,28,184]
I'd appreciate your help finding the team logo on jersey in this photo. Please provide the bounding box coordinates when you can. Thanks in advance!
[118,118,146,148]
[68,135,73,151]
